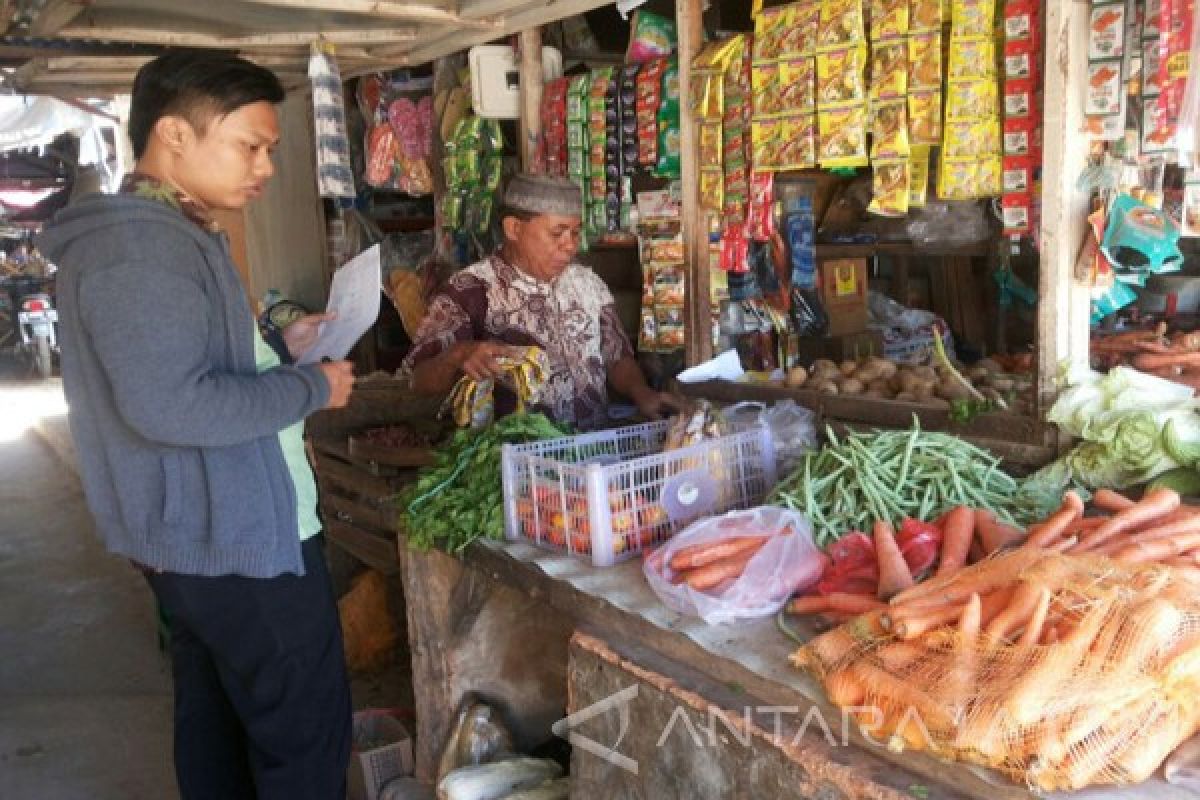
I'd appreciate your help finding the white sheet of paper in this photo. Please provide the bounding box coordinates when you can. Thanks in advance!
[298,244,381,365]
[675,349,745,384]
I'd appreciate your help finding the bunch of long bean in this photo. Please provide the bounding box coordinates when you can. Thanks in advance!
[769,423,1060,547]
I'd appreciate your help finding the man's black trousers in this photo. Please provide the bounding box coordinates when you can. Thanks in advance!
[146,535,352,800]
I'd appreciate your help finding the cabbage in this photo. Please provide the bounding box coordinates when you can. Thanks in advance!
[1041,365,1200,490]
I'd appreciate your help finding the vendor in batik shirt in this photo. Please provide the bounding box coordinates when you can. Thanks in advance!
[404,173,680,430]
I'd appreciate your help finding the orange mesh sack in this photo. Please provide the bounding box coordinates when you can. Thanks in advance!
[793,549,1200,791]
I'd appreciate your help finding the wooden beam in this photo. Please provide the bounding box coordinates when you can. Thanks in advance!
[45,55,153,71]
[7,57,46,91]
[403,0,612,65]
[54,25,418,48]
[677,0,711,366]
[517,27,542,171]
[0,1,15,36]
[29,0,85,36]
[1036,0,1092,421]
[234,0,497,30]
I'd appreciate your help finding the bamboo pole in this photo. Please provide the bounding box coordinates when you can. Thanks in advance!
[677,0,711,366]
[518,27,543,172]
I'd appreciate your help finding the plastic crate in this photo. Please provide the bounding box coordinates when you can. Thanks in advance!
[502,420,776,566]
[347,709,414,800]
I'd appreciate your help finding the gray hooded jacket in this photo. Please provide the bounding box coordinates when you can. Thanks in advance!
[38,193,330,577]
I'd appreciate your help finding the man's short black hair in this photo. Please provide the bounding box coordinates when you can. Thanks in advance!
[128,49,285,159]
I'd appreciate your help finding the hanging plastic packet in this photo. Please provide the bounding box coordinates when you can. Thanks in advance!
[818,103,869,167]
[867,159,911,216]
[909,147,931,208]
[870,98,910,159]
[871,0,910,39]
[746,172,775,241]
[816,46,867,106]
[777,114,818,169]
[908,90,942,145]
[870,38,908,99]
[910,0,943,31]
[627,10,677,63]
[819,0,867,47]
[778,57,817,112]
[656,60,682,178]
[636,59,665,167]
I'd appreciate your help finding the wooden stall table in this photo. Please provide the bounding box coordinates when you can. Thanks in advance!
[396,535,1193,800]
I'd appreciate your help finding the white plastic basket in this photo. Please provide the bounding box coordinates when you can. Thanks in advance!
[502,420,776,566]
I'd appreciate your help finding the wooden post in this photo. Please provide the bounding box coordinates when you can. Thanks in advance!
[1036,1,1092,424]
[677,0,711,367]
[517,27,543,172]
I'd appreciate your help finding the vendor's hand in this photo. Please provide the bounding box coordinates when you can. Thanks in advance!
[282,311,335,361]
[632,387,685,420]
[318,360,355,409]
[454,341,517,382]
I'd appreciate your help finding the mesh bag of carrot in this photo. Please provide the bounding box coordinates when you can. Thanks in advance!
[792,549,1200,791]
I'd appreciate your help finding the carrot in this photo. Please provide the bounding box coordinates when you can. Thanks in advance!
[977,586,1017,629]
[1075,487,1182,552]
[1093,488,1136,513]
[1113,531,1200,564]
[873,640,930,674]
[670,535,767,570]
[983,581,1043,642]
[684,548,759,590]
[884,603,962,640]
[935,506,975,577]
[1133,351,1200,371]
[1048,535,1078,553]
[967,537,985,565]
[1105,596,1182,675]
[873,519,914,599]
[824,668,866,707]
[1024,503,1082,549]
[1064,515,1107,534]
[787,592,884,616]
[794,625,857,671]
[1122,510,1200,545]
[974,508,1025,555]
[943,593,982,734]
[890,547,1043,608]
[845,661,956,732]
[1013,587,1052,655]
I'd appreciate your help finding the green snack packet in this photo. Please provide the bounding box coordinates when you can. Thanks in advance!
[457,149,481,186]
[483,156,504,191]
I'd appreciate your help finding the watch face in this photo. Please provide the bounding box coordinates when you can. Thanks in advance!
[267,301,307,329]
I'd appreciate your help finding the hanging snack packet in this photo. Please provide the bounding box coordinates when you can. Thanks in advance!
[908,146,931,207]
[870,0,910,39]
[946,78,998,121]
[817,46,866,106]
[976,154,1002,196]
[910,0,942,31]
[908,90,942,145]
[627,10,677,63]
[700,168,725,210]
[937,158,976,199]
[819,0,867,48]
[751,117,783,171]
[753,5,791,61]
[782,3,821,57]
[870,38,908,98]
[637,59,665,167]
[656,60,682,178]
[818,103,869,167]
[870,98,910,159]
[952,0,995,39]
[867,159,911,216]
[778,57,817,112]
[778,113,818,169]
[943,119,998,157]
[908,31,942,89]
[699,121,723,168]
[752,62,783,115]
[949,36,996,79]
[747,171,776,241]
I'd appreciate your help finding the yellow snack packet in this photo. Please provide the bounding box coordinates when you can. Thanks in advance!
[908,31,942,89]
[867,159,911,216]
[817,45,867,107]
[908,146,931,207]
[976,154,1003,196]
[943,119,984,157]
[752,5,790,61]
[946,79,999,121]
[937,157,976,199]
[870,38,908,98]
[870,97,910,158]
[818,102,869,167]
[948,37,997,80]
[952,0,995,39]
[752,62,783,115]
[699,122,723,168]
[870,0,910,40]
[910,0,943,32]
[818,0,866,48]
[778,57,817,112]
[777,113,818,169]
[751,117,784,171]
[690,70,723,119]
[907,90,942,145]
[782,3,821,57]
[700,168,724,210]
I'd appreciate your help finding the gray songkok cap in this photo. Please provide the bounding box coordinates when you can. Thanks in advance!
[502,173,583,218]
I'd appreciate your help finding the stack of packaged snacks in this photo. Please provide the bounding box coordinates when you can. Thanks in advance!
[585,69,613,239]
[1002,0,1043,236]
[1144,0,1193,159]
[1084,0,1126,141]
[722,37,753,229]
[657,59,682,179]
[566,72,592,246]
[750,2,818,173]
[867,0,912,215]
[441,115,504,237]
[637,58,668,169]
[638,232,687,353]
[542,77,570,177]
[937,0,1003,200]
[816,0,869,169]
[908,0,943,149]
[618,64,641,231]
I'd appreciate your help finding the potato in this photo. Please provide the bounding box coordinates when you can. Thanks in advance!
[866,378,893,396]
[894,391,917,402]
[914,384,936,401]
[811,359,839,377]
[785,366,809,388]
[839,359,859,377]
[938,381,973,402]
[966,365,991,382]
[863,389,887,399]
[912,366,938,382]
[976,358,1003,374]
[989,377,1016,392]
[812,380,840,395]
[925,396,951,408]
[838,377,865,395]
[872,358,898,380]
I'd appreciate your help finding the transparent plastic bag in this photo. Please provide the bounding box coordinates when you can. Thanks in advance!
[723,401,817,476]
[644,506,825,625]
[905,199,991,245]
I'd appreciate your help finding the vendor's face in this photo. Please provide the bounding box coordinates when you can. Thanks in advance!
[170,101,280,211]
[503,213,582,282]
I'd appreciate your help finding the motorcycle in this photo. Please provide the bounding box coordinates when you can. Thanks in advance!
[2,275,58,379]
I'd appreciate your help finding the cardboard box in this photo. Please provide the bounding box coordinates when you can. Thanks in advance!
[794,331,885,364]
[348,710,414,800]
[819,258,869,336]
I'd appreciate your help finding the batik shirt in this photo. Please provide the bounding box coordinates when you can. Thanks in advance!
[402,254,634,430]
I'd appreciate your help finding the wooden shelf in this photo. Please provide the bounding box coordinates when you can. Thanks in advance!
[816,241,993,259]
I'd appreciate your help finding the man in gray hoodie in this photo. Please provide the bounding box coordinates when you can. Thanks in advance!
[38,50,356,799]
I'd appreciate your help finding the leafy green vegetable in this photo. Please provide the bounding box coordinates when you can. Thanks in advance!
[1147,467,1200,496]
[397,413,569,553]
[769,419,1058,547]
